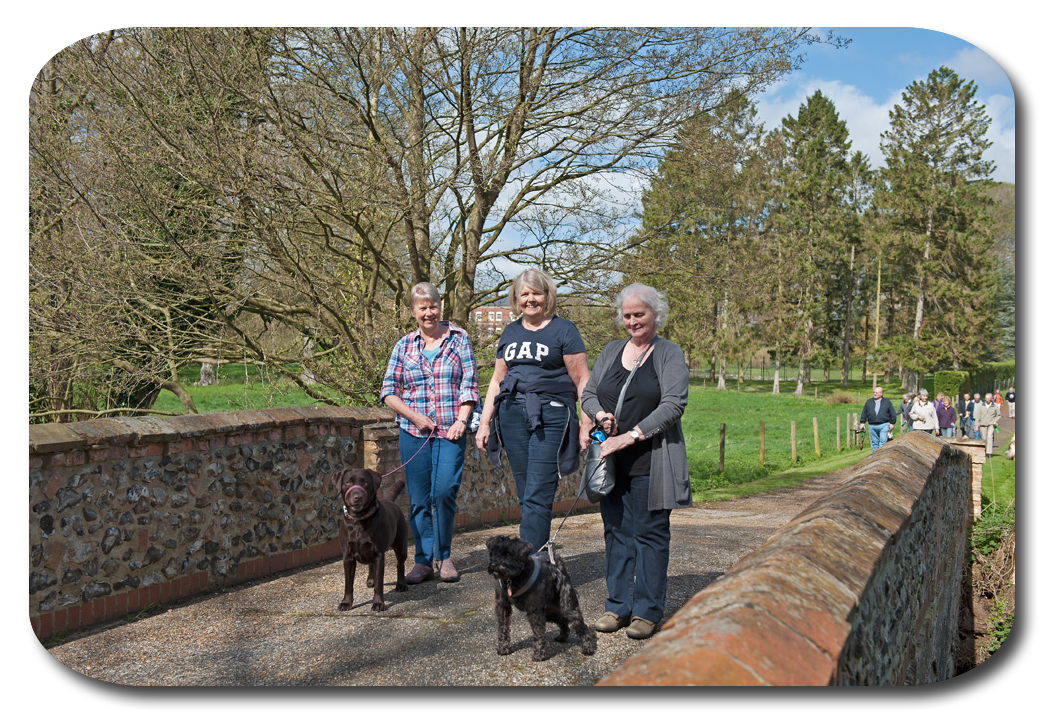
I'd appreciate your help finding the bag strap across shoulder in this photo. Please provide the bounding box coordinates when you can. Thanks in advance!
[614,339,656,415]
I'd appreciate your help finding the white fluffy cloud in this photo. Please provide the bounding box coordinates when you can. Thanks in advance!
[755,76,1015,184]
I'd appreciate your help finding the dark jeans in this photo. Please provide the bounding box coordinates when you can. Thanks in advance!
[399,429,465,566]
[599,473,672,624]
[498,399,570,552]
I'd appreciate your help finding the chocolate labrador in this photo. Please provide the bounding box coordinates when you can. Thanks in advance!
[333,468,409,611]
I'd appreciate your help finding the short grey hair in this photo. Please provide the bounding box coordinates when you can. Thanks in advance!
[614,283,669,330]
[918,389,929,398]
[409,282,441,308]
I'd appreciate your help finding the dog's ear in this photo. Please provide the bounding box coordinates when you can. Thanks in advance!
[332,469,346,493]
[512,539,533,560]
[365,468,382,491]
[486,535,500,550]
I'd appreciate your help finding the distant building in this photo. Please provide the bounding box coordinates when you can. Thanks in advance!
[472,305,514,336]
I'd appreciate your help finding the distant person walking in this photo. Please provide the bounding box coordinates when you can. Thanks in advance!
[1005,387,1016,418]
[858,386,897,451]
[900,393,914,433]
[970,393,985,439]
[977,394,1001,455]
[909,389,939,434]
[937,397,957,438]
[958,393,971,437]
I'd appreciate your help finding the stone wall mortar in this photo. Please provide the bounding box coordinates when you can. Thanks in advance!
[30,408,587,639]
[600,432,971,686]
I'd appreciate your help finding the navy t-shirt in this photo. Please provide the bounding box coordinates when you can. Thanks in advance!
[496,315,586,396]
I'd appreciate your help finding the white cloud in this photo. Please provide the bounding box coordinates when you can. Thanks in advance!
[755,77,1015,184]
[945,46,1013,94]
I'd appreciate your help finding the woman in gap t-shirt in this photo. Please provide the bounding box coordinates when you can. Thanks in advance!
[475,269,592,552]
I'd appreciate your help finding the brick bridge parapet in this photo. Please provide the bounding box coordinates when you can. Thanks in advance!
[29,407,587,639]
[600,431,973,686]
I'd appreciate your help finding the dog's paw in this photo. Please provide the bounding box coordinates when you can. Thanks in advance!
[554,631,568,643]
[581,642,596,656]
[366,578,375,588]
[530,651,549,662]
[395,582,407,592]
[338,600,352,612]
[371,601,388,612]
[496,645,510,656]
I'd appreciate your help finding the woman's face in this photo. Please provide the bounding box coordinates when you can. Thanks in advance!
[622,298,656,344]
[411,297,441,331]
[517,284,548,320]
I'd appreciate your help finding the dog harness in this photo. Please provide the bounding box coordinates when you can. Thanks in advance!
[502,552,548,600]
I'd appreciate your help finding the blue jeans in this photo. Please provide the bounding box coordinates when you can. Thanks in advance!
[399,429,465,566]
[600,473,672,624]
[497,399,569,552]
[868,423,890,451]
[941,427,954,438]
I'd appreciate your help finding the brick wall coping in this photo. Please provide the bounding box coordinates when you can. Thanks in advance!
[29,406,396,455]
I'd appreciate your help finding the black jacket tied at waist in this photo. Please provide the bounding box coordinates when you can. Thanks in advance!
[486,372,580,475]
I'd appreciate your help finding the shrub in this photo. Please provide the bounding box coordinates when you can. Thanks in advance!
[933,370,968,400]
[825,392,857,404]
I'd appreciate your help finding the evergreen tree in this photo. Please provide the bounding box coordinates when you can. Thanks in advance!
[773,90,854,394]
[878,66,998,377]
[626,91,770,382]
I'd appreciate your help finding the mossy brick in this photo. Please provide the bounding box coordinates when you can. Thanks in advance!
[164,414,228,439]
[66,418,138,447]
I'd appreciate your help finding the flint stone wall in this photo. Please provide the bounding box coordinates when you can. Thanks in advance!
[30,407,586,639]
[601,431,972,686]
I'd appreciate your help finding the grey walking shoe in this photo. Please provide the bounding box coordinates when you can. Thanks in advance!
[592,611,630,633]
[625,616,657,640]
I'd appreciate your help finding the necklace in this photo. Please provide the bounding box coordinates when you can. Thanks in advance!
[628,340,653,366]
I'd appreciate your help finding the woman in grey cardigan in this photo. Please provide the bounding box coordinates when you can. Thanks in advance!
[580,283,691,640]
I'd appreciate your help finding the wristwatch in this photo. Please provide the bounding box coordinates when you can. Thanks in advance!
[628,428,641,441]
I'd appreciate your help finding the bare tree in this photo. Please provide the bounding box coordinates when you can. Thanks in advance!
[29,27,836,419]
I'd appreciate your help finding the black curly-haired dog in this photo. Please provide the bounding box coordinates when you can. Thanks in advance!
[333,468,409,612]
[485,535,596,661]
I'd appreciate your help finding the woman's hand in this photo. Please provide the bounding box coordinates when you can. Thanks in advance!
[475,423,491,452]
[446,419,468,442]
[597,431,636,458]
[411,413,438,434]
[595,412,618,436]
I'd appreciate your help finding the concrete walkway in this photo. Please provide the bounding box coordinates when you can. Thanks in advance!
[43,472,846,686]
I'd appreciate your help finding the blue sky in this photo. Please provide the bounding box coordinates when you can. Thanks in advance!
[755,27,1016,183]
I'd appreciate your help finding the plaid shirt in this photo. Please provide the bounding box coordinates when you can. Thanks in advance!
[379,322,480,438]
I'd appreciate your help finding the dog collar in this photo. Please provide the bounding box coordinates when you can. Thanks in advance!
[504,554,542,600]
[343,502,378,521]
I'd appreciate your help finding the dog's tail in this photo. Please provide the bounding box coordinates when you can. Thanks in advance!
[383,479,406,501]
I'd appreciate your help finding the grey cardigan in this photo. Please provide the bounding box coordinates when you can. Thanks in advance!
[580,336,692,511]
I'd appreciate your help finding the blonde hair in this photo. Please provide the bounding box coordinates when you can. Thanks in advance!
[508,269,557,317]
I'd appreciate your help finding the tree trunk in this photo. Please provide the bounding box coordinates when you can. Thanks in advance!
[196,362,219,386]
[717,357,727,390]
[772,354,781,395]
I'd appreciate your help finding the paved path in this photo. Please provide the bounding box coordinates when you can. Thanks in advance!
[44,470,849,686]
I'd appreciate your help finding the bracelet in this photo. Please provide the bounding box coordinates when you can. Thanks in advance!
[454,419,467,426]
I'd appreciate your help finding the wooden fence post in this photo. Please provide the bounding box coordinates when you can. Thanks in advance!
[719,423,726,474]
[836,416,841,452]
[759,421,765,467]
[791,421,797,463]
[846,413,851,449]
[813,417,820,457]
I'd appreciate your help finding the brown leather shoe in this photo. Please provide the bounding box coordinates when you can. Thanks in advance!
[625,616,657,640]
[439,557,459,582]
[593,611,630,633]
[405,563,434,584]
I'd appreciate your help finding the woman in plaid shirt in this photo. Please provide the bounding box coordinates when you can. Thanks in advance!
[380,283,480,584]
